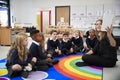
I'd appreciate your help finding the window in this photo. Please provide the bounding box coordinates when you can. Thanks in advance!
[0,0,10,26]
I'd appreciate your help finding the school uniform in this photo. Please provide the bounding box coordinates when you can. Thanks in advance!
[59,39,73,55]
[82,32,118,67]
[6,48,32,78]
[86,36,98,49]
[29,40,48,71]
[70,36,83,52]
[46,38,60,57]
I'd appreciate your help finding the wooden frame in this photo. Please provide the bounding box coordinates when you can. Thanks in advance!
[55,6,70,25]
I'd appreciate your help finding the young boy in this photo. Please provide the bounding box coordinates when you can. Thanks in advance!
[46,30,62,57]
[29,30,59,71]
[59,32,74,55]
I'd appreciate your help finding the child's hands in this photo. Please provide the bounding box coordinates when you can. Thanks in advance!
[32,57,37,63]
[47,54,52,58]
[55,49,62,55]
[70,48,74,53]
[24,64,32,71]
[28,63,32,68]
[55,49,59,52]
[12,64,22,71]
[58,50,62,55]
[46,58,52,62]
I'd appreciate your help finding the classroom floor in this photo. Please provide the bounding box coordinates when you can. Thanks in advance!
[0,46,120,80]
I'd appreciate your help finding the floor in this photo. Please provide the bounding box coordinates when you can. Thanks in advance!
[0,45,120,80]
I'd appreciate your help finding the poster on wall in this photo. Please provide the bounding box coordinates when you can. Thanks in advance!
[87,4,103,17]
[71,6,86,29]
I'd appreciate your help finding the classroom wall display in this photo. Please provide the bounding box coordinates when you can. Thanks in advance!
[70,4,120,33]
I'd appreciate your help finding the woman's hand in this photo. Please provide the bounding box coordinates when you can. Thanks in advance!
[106,25,116,47]
[106,25,112,37]
[86,50,93,55]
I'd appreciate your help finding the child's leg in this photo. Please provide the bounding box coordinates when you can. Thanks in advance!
[47,50,54,57]
[36,60,48,71]
[61,48,68,55]
[7,64,22,77]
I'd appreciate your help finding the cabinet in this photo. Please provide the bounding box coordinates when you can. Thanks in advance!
[112,16,120,46]
[45,26,74,39]
[0,27,25,45]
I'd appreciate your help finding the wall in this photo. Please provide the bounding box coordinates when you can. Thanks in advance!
[10,0,120,28]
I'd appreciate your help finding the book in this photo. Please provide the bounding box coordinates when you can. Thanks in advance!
[101,13,115,31]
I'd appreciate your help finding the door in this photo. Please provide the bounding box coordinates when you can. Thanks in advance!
[55,6,70,25]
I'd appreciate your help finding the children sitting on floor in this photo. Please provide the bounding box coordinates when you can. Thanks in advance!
[6,33,36,78]
[70,30,83,52]
[29,30,59,71]
[84,29,98,51]
[59,32,74,55]
[46,30,62,57]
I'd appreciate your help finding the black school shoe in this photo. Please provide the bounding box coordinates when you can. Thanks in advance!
[8,68,20,78]
[21,71,29,78]
[47,62,53,67]
[51,60,59,65]
[75,62,88,67]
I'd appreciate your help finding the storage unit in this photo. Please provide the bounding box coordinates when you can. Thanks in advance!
[112,16,120,46]
[45,25,74,40]
[0,27,25,45]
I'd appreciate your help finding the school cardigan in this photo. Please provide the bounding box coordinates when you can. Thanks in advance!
[29,42,47,61]
[6,48,31,68]
[59,40,73,50]
[86,37,98,49]
[47,39,60,51]
[70,36,83,49]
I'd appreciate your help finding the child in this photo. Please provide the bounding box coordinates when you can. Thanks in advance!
[59,32,74,55]
[29,30,59,70]
[85,29,98,50]
[70,30,83,52]
[6,33,36,78]
[46,30,62,57]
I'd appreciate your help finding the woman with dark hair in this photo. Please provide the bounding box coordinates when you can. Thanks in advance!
[76,19,118,67]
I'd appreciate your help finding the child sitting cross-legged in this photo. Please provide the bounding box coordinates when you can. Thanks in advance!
[6,33,37,78]
[46,30,62,57]
[70,30,84,52]
[84,29,98,51]
[29,30,59,71]
[59,32,74,55]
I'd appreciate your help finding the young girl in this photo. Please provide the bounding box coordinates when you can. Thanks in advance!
[76,19,118,67]
[85,29,98,50]
[70,30,83,52]
[6,33,36,78]
[46,30,62,57]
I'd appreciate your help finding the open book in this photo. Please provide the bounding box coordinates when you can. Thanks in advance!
[101,13,115,31]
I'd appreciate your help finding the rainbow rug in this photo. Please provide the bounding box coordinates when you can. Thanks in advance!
[0,53,102,80]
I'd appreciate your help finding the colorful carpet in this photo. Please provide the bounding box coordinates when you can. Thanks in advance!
[0,53,102,80]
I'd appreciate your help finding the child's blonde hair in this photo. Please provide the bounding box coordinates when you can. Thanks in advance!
[7,33,29,62]
[74,30,82,37]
